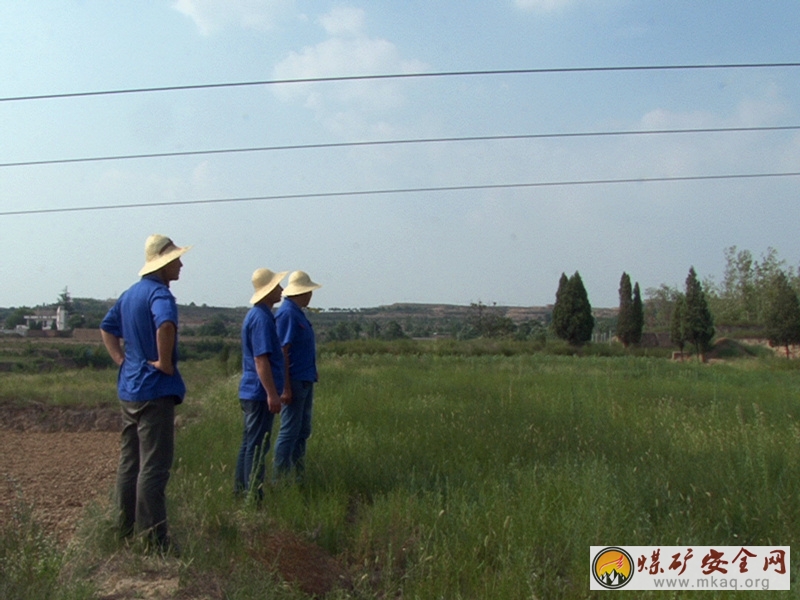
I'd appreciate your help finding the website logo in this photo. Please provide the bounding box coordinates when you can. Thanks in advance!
[592,547,634,589]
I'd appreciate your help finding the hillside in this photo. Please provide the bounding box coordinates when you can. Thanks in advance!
[4,299,619,343]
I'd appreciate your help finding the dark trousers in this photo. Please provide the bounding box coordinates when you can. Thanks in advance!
[116,397,175,543]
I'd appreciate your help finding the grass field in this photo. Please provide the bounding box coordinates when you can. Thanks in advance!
[3,347,800,598]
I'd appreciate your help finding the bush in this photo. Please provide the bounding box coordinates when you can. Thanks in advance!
[60,345,116,369]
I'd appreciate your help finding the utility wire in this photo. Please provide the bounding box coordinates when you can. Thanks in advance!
[3,170,799,217]
[3,125,799,169]
[2,62,800,103]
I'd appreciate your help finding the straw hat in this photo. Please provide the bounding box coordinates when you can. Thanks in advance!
[283,271,322,297]
[138,234,192,276]
[250,268,288,304]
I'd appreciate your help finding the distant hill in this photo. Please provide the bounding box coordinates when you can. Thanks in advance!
[4,299,618,342]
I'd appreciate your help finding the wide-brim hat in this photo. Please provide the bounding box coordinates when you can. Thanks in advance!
[138,234,192,276]
[250,268,288,304]
[283,270,322,296]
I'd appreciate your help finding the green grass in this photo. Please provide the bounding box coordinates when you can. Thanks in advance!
[0,354,227,408]
[5,352,800,598]
[0,368,119,406]
[165,354,800,598]
[0,502,94,600]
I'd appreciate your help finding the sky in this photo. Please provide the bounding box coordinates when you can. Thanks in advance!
[1,1,799,311]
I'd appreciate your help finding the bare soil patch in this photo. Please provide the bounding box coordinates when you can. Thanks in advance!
[251,529,347,597]
[0,428,119,543]
[1,403,347,598]
[1,401,121,433]
[1,401,120,543]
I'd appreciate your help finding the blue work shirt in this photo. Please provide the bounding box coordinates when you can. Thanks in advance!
[100,274,186,403]
[275,297,318,382]
[239,304,284,401]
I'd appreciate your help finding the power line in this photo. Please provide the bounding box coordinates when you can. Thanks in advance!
[3,125,799,169]
[2,62,799,103]
[3,170,799,217]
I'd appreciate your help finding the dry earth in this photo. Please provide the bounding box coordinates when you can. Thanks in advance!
[0,403,121,544]
[1,403,345,599]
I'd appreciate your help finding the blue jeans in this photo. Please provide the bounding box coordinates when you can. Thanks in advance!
[273,380,314,480]
[116,396,176,543]
[235,400,275,498]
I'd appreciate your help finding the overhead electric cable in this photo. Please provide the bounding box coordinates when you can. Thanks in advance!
[2,170,799,217]
[2,125,798,169]
[2,62,799,103]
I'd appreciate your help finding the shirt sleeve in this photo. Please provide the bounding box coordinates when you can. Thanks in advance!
[150,288,178,329]
[100,302,122,337]
[276,310,294,347]
[251,310,277,357]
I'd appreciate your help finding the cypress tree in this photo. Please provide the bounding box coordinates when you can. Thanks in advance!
[631,282,644,345]
[552,271,594,346]
[552,272,570,341]
[567,271,594,345]
[684,267,715,358]
[617,272,633,347]
[618,273,644,347]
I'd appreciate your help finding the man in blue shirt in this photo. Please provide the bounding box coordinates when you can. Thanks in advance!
[274,271,322,482]
[235,267,287,500]
[100,234,191,555]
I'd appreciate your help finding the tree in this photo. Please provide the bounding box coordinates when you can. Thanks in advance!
[366,320,381,339]
[644,284,680,331]
[68,313,86,329]
[467,301,516,338]
[617,272,633,347]
[670,293,687,356]
[617,273,643,347]
[4,307,27,329]
[515,320,547,343]
[382,320,407,341]
[716,246,757,324]
[707,246,799,327]
[328,321,353,341]
[631,282,644,345]
[684,267,715,358]
[551,273,570,341]
[763,271,800,358]
[57,287,73,313]
[552,271,594,346]
[327,320,362,341]
[198,316,228,337]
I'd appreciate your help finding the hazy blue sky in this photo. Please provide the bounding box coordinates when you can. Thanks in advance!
[1,1,799,310]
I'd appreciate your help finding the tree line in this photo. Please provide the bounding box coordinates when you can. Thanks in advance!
[4,247,800,356]
[641,247,800,357]
[551,252,800,357]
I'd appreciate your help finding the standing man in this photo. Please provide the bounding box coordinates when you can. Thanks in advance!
[100,234,191,554]
[235,268,287,500]
[274,271,322,482]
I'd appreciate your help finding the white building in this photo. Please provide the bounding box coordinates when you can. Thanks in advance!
[23,306,68,331]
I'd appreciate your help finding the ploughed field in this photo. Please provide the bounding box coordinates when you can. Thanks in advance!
[0,402,120,543]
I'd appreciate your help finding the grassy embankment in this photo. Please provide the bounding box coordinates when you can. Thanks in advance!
[2,341,799,598]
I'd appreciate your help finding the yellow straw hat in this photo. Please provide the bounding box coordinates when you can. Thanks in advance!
[283,271,322,296]
[249,268,288,304]
[138,234,192,276]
